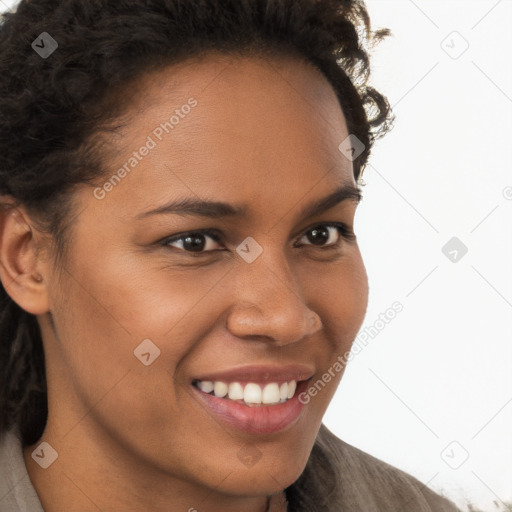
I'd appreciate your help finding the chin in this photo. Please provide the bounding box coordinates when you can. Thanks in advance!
[215,465,301,497]
[215,443,311,496]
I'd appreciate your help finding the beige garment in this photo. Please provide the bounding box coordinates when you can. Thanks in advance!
[285,424,462,511]
[1,424,461,512]
[267,490,288,511]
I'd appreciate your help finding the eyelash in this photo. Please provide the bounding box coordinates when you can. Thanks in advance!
[160,222,356,256]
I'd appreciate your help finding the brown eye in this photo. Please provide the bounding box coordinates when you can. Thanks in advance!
[296,223,353,248]
[163,230,224,253]
[304,225,334,246]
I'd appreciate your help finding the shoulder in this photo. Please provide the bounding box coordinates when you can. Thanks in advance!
[0,428,45,512]
[287,424,461,512]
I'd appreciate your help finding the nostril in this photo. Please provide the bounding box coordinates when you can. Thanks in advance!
[307,311,322,331]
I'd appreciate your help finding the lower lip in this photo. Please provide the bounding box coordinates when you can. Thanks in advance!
[191,381,309,435]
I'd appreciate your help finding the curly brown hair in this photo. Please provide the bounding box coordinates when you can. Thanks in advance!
[0,0,393,449]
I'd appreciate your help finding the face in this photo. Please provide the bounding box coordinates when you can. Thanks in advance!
[36,53,369,500]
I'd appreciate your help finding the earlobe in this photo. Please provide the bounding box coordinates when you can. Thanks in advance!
[0,198,50,315]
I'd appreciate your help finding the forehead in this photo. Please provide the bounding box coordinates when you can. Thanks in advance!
[93,53,354,218]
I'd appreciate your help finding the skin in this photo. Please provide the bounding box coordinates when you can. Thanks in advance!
[0,53,369,512]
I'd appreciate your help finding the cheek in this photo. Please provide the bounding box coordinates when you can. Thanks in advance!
[47,256,237,431]
[59,251,227,344]
[46,264,207,454]
[291,252,368,408]
[308,252,369,345]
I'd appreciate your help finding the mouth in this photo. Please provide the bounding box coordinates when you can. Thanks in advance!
[190,365,314,434]
[193,379,298,406]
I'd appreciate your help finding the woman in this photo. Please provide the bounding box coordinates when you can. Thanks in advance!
[0,1,462,511]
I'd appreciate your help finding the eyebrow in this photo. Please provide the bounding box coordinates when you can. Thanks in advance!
[136,183,362,220]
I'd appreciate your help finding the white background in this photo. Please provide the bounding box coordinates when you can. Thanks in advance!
[323,1,512,511]
[1,0,510,510]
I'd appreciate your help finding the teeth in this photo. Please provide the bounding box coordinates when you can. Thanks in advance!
[228,382,244,400]
[262,383,280,405]
[196,379,298,405]
[198,380,214,393]
[287,380,296,399]
[213,381,228,398]
[244,383,262,405]
[279,382,289,402]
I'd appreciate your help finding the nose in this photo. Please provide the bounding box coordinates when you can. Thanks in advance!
[226,257,323,346]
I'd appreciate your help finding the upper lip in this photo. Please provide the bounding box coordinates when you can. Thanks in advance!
[192,364,315,384]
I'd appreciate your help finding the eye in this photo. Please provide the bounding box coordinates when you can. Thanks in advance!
[161,223,355,255]
[294,223,355,249]
[162,229,224,254]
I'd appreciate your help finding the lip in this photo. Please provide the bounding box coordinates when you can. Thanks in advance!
[191,378,311,435]
[190,364,315,435]
[191,364,314,386]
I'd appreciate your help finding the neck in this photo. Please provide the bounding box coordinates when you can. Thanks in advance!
[23,419,275,512]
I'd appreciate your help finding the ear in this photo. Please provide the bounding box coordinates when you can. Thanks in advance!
[0,196,51,315]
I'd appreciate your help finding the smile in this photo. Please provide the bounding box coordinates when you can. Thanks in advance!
[193,380,297,406]
[190,365,313,434]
